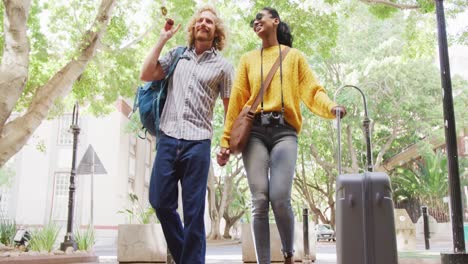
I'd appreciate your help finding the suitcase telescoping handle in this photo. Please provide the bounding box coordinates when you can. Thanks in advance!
[334,85,373,175]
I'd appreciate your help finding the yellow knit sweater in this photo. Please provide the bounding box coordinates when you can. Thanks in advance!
[221,45,337,148]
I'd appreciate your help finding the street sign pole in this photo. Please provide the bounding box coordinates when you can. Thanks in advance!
[76,144,107,228]
[91,151,95,227]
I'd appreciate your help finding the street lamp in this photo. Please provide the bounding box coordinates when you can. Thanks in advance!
[60,102,80,251]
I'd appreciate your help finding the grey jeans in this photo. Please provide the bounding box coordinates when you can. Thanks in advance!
[242,121,298,264]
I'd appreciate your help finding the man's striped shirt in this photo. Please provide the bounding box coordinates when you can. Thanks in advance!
[158,46,234,140]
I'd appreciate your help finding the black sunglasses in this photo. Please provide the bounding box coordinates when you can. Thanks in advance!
[249,13,272,28]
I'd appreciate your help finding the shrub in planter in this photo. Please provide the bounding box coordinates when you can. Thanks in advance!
[117,193,157,224]
[75,226,96,251]
[0,218,16,246]
[117,193,166,263]
[27,222,61,252]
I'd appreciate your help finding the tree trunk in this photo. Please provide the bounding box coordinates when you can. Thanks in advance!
[208,217,222,240]
[206,163,221,240]
[0,0,117,168]
[0,0,31,133]
[223,208,245,239]
[207,157,243,240]
[222,222,232,239]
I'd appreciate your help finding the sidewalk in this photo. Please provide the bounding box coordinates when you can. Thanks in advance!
[398,238,454,264]
[95,236,460,263]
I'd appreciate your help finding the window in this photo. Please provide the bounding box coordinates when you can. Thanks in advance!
[128,178,135,194]
[58,115,73,145]
[128,156,136,180]
[143,186,150,209]
[128,136,137,193]
[144,139,152,184]
[51,172,70,221]
[129,136,137,155]
[0,186,10,219]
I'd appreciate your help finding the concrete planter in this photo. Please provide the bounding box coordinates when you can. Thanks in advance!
[117,224,167,263]
[394,209,416,250]
[241,222,316,262]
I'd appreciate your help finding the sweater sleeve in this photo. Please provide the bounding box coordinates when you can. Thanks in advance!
[220,55,251,148]
[298,52,337,119]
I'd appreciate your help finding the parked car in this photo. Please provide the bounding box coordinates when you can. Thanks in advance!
[314,224,336,242]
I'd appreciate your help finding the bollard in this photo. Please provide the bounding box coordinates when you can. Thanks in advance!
[422,206,430,250]
[302,208,312,264]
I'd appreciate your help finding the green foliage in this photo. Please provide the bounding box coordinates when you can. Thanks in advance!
[324,0,340,4]
[368,2,399,19]
[0,163,14,187]
[392,147,448,207]
[315,1,446,163]
[416,0,435,13]
[290,0,466,223]
[456,27,468,45]
[0,219,16,247]
[27,222,61,252]
[124,113,144,137]
[74,226,95,251]
[117,193,157,224]
[2,0,466,119]
[249,0,339,58]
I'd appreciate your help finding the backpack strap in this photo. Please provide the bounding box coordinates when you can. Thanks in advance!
[163,46,187,83]
[153,46,187,139]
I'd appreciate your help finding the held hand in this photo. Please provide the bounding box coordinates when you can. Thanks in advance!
[332,106,347,119]
[160,20,181,42]
[216,147,231,167]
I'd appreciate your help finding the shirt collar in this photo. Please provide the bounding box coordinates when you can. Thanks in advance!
[189,46,218,56]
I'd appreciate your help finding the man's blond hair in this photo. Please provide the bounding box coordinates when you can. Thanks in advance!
[187,6,226,51]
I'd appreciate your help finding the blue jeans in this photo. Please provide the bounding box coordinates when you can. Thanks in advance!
[149,134,211,264]
[242,122,298,264]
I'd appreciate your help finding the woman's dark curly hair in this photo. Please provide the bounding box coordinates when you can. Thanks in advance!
[262,7,293,47]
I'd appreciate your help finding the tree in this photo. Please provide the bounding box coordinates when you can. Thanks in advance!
[0,0,117,167]
[294,145,336,225]
[392,146,450,221]
[292,0,466,226]
[206,154,246,240]
[0,0,202,168]
[222,179,248,239]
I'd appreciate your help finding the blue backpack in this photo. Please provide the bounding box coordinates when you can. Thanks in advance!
[132,46,187,139]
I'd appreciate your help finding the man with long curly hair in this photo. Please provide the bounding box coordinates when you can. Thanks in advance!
[140,6,233,264]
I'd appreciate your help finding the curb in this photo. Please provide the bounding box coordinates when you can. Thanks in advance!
[0,253,99,264]
[207,239,242,246]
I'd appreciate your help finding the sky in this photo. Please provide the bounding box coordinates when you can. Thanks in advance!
[446,11,468,78]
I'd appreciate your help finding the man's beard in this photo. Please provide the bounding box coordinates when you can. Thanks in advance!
[195,29,214,42]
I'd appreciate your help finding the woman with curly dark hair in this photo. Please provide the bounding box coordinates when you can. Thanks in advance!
[217,7,346,264]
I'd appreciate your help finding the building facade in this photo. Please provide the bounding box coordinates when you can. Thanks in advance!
[1,99,155,229]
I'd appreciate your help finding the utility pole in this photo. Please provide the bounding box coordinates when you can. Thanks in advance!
[435,1,468,262]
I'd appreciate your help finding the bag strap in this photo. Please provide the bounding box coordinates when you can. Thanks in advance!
[249,46,291,113]
[163,46,187,83]
[132,46,187,112]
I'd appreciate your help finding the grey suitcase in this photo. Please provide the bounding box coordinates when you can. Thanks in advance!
[334,85,398,264]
